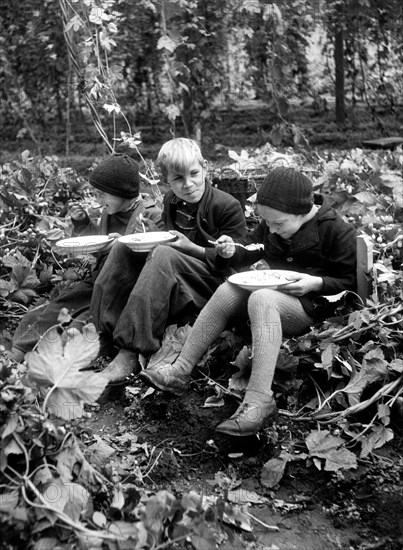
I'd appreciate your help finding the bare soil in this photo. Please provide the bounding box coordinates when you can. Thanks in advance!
[79,373,403,550]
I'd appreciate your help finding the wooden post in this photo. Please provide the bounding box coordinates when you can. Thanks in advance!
[356,235,373,303]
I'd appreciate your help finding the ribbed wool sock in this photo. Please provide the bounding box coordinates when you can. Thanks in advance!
[244,289,313,406]
[173,283,248,375]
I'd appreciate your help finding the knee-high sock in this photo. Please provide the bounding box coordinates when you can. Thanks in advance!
[174,282,249,375]
[245,289,313,404]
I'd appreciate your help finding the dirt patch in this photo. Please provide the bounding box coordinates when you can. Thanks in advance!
[78,375,403,550]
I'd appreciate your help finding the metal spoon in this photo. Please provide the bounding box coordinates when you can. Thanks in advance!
[208,240,264,251]
[139,212,146,233]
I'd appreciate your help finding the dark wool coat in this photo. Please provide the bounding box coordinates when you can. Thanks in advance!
[218,195,357,320]
[12,196,162,355]
[162,183,248,269]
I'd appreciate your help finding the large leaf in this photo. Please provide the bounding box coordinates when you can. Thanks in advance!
[2,249,31,268]
[359,424,394,458]
[306,429,357,472]
[342,347,388,406]
[353,191,378,206]
[146,324,191,370]
[0,279,16,298]
[26,324,107,419]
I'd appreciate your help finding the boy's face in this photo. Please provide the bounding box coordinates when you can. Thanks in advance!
[94,190,131,215]
[166,160,206,204]
[257,204,305,239]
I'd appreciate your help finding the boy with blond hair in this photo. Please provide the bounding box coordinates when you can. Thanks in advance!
[91,137,248,383]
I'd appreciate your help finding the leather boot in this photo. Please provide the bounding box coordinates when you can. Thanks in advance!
[102,349,140,384]
[139,364,189,395]
[215,399,277,436]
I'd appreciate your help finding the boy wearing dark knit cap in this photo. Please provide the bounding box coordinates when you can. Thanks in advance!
[91,138,248,383]
[140,165,357,437]
[10,154,162,362]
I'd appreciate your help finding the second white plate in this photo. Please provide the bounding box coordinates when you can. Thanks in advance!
[228,269,297,291]
[118,231,177,252]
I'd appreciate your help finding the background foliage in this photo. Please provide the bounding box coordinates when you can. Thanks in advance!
[1,0,402,154]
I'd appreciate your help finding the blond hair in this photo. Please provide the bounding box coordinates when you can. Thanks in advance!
[157,138,205,179]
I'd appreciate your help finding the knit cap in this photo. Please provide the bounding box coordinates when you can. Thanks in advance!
[256,166,313,214]
[89,154,140,199]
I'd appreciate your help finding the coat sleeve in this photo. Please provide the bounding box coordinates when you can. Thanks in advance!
[213,219,266,271]
[204,198,248,268]
[215,199,248,240]
[321,222,357,294]
[142,202,164,230]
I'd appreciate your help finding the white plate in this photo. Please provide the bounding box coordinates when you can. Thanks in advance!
[118,231,177,252]
[228,269,297,291]
[54,235,114,257]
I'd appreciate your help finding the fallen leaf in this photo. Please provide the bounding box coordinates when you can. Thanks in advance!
[202,395,225,408]
[306,429,357,472]
[227,489,269,505]
[223,503,252,532]
[92,511,107,528]
[26,324,107,420]
[343,348,388,406]
[87,436,116,466]
[146,324,191,370]
[359,424,394,458]
[0,490,19,512]
[260,455,289,488]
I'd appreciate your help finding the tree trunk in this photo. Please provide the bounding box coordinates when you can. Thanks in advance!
[335,27,345,125]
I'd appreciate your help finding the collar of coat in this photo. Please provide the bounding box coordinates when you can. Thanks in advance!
[267,194,337,254]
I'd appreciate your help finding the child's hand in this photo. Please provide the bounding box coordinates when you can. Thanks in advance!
[133,215,159,233]
[166,231,192,252]
[213,235,236,258]
[279,273,324,297]
[68,203,88,222]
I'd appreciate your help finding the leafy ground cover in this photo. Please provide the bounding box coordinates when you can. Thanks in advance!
[0,143,402,549]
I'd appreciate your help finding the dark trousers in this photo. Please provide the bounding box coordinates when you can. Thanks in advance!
[90,243,224,356]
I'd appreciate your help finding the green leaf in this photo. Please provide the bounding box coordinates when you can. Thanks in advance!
[11,265,40,289]
[157,36,178,53]
[306,429,357,472]
[389,358,403,373]
[2,249,31,268]
[146,324,191,370]
[33,538,60,550]
[26,324,107,420]
[359,424,394,458]
[87,436,116,467]
[0,279,16,297]
[10,288,38,304]
[228,345,251,392]
[64,482,91,522]
[1,413,19,439]
[92,511,107,528]
[222,503,252,532]
[0,491,19,512]
[342,348,388,406]
[33,465,54,486]
[316,343,339,378]
[227,489,269,505]
[353,191,378,205]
